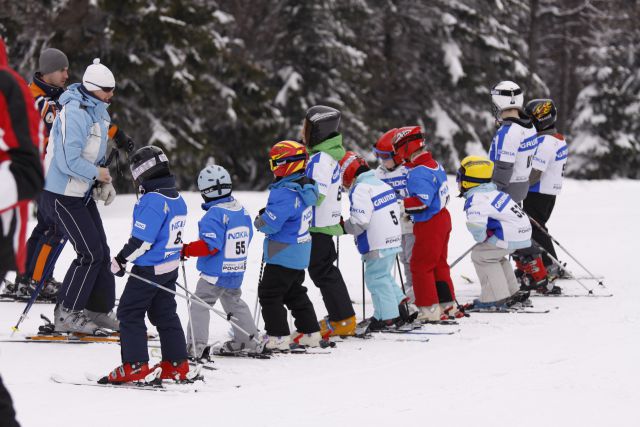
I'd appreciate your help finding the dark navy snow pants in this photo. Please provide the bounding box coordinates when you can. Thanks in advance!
[39,190,115,312]
[117,265,187,363]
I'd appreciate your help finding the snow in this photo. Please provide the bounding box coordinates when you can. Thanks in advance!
[442,41,465,85]
[158,16,187,27]
[1,178,639,427]
[275,67,303,106]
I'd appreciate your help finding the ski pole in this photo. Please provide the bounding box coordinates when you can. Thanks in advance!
[396,255,406,295]
[534,241,597,295]
[528,216,604,287]
[254,258,265,328]
[336,236,340,269]
[181,260,199,361]
[450,243,478,269]
[11,237,65,335]
[172,279,263,347]
[361,261,365,321]
[127,269,262,347]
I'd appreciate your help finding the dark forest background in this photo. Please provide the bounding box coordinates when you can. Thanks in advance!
[1,0,638,192]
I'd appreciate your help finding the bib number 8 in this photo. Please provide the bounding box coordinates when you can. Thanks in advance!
[166,215,187,249]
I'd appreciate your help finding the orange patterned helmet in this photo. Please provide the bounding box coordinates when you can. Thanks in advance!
[269,140,309,177]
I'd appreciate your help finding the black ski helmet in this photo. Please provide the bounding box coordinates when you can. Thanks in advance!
[524,99,557,132]
[129,146,170,185]
[303,105,341,146]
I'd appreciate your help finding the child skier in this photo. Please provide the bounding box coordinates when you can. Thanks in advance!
[457,156,532,309]
[301,105,357,338]
[254,140,328,350]
[391,126,460,322]
[181,164,260,357]
[373,128,416,302]
[488,80,538,204]
[103,146,194,384]
[339,151,409,330]
[519,98,568,293]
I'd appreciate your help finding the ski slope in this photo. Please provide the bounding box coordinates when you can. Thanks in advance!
[1,177,637,427]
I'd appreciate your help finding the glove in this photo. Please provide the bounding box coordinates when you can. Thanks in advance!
[113,128,135,153]
[92,183,117,206]
[258,207,266,215]
[339,216,346,233]
[110,255,126,277]
[180,243,189,261]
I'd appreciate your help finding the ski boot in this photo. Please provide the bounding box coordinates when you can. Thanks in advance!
[187,343,212,362]
[515,255,550,291]
[469,298,509,311]
[440,301,467,319]
[15,276,35,298]
[40,277,62,301]
[2,275,22,295]
[99,362,160,385]
[84,309,120,331]
[399,298,419,323]
[153,360,201,382]
[264,335,291,352]
[291,331,334,348]
[54,304,110,336]
[416,304,447,322]
[319,315,357,339]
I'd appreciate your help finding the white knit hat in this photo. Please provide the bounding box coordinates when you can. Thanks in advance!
[82,58,115,91]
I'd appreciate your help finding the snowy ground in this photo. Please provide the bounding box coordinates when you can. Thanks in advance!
[1,177,638,427]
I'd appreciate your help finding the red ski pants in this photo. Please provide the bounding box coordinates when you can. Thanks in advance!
[410,208,455,307]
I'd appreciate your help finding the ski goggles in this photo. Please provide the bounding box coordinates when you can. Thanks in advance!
[269,153,308,171]
[374,148,394,160]
[490,88,522,97]
[85,81,115,92]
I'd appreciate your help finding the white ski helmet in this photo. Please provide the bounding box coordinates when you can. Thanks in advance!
[490,80,523,117]
[198,164,232,200]
[83,58,115,92]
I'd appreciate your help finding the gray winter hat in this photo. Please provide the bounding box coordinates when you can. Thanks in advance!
[38,48,69,74]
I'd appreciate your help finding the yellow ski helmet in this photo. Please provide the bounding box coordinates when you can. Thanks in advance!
[456,156,494,193]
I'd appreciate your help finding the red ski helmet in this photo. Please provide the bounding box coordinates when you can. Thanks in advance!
[339,151,369,188]
[392,126,425,161]
[374,128,403,165]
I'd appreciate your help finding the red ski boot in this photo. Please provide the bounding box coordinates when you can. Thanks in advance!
[99,362,160,385]
[154,360,200,382]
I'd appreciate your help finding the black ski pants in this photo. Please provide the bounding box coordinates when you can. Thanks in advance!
[308,232,355,321]
[523,192,558,267]
[258,263,320,337]
[117,265,187,363]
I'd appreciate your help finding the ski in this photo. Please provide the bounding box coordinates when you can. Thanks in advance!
[0,294,54,304]
[421,319,459,325]
[379,328,460,336]
[210,349,271,359]
[0,338,91,344]
[530,293,613,298]
[51,374,168,392]
[466,307,550,314]
[188,361,217,371]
